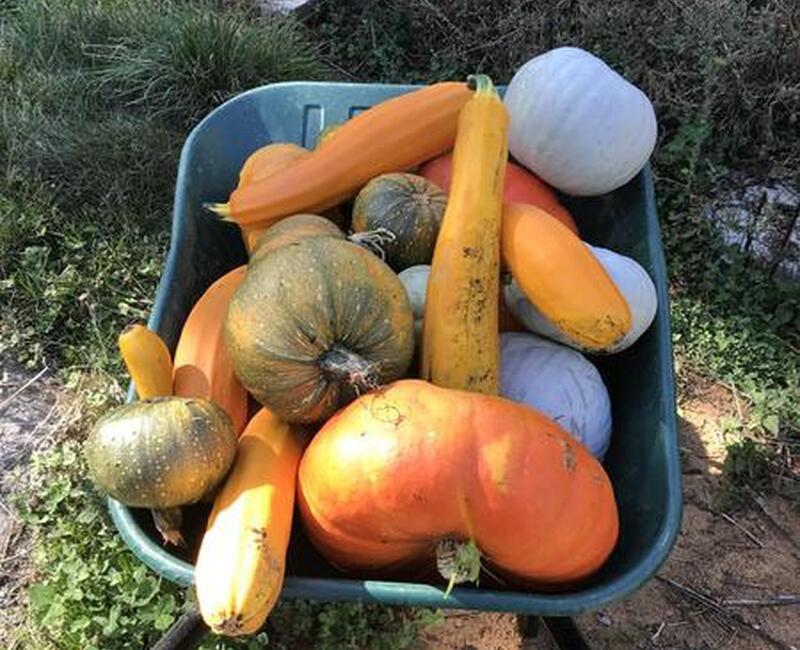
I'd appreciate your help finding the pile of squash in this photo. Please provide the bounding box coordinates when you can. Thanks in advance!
[85,47,660,638]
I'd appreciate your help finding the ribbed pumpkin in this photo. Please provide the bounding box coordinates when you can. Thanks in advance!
[351,173,446,270]
[225,237,415,423]
[500,333,612,458]
[504,47,657,196]
[85,397,237,508]
[298,379,619,589]
[250,214,344,265]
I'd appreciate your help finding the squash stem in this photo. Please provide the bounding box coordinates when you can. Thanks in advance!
[152,507,185,547]
[318,343,379,395]
[349,227,397,261]
[436,537,481,598]
[205,202,234,221]
[466,74,499,99]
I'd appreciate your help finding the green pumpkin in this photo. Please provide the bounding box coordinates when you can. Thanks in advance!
[225,237,415,423]
[250,213,345,265]
[85,397,236,508]
[351,172,446,270]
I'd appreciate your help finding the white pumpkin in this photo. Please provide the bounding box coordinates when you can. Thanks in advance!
[505,245,657,353]
[397,264,429,339]
[500,332,612,458]
[504,46,657,196]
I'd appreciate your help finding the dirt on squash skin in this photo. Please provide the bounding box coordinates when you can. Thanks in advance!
[419,369,800,650]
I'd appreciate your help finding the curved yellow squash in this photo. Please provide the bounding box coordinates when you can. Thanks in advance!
[118,324,173,399]
[195,409,301,637]
[421,74,508,394]
[502,203,632,349]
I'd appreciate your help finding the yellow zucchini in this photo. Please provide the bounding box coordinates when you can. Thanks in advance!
[502,203,632,349]
[195,409,302,637]
[117,324,184,545]
[421,74,509,394]
[118,324,173,399]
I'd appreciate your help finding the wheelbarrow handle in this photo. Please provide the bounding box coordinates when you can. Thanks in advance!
[151,606,209,650]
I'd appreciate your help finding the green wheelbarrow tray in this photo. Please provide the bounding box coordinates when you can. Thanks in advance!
[109,81,682,617]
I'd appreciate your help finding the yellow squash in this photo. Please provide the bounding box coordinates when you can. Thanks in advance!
[118,324,173,399]
[421,74,508,394]
[195,409,302,637]
[117,324,184,545]
[502,203,632,349]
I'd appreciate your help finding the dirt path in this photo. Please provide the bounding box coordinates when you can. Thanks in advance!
[421,375,800,650]
[0,357,61,647]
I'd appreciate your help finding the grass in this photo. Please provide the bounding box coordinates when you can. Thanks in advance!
[1,0,799,648]
[0,0,320,372]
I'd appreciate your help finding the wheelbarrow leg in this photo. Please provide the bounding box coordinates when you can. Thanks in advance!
[520,615,592,649]
[150,605,279,650]
[151,606,208,650]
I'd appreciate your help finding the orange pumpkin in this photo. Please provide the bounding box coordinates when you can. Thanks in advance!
[297,379,619,589]
[419,152,578,235]
[173,267,249,435]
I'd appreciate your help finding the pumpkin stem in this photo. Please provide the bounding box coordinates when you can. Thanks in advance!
[318,343,380,394]
[205,202,234,221]
[466,74,499,99]
[349,227,397,261]
[436,537,481,598]
[152,507,185,547]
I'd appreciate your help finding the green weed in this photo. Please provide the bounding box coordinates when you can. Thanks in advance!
[0,191,168,372]
[10,441,184,650]
[716,438,773,510]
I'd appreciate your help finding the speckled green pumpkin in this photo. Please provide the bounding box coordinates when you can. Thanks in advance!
[250,213,345,265]
[352,173,446,270]
[225,237,415,423]
[85,397,237,508]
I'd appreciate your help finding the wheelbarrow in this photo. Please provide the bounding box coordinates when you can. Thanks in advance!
[108,82,682,649]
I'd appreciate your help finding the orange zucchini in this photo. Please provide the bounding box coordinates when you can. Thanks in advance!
[210,82,473,227]
[173,267,249,435]
[195,408,302,637]
[420,75,509,394]
[502,203,632,349]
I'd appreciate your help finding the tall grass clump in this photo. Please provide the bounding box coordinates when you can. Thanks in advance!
[0,0,322,370]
